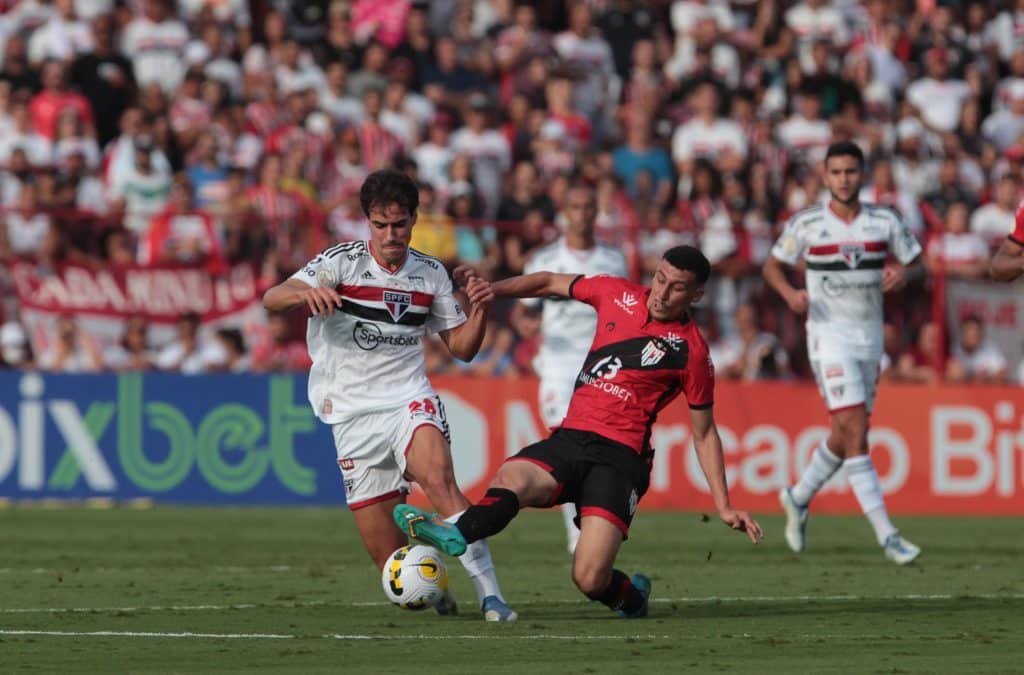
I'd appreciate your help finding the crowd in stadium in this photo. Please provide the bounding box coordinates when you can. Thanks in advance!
[0,0,1020,383]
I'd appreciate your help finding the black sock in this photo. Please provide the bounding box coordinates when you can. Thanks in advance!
[587,569,645,614]
[455,488,520,543]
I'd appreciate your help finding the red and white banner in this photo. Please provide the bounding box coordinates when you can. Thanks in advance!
[10,262,267,355]
[423,378,1024,515]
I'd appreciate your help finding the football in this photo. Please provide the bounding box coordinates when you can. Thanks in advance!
[381,545,449,610]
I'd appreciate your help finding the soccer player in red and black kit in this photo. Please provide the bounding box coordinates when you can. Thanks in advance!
[395,246,763,618]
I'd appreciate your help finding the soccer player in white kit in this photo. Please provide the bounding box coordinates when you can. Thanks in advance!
[519,185,629,553]
[763,141,923,565]
[262,170,517,621]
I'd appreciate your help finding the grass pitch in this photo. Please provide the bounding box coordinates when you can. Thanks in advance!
[2,506,1022,674]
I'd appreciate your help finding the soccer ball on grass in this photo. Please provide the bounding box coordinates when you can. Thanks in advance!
[381,545,449,610]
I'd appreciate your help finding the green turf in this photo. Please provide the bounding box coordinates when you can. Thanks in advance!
[1,506,1022,674]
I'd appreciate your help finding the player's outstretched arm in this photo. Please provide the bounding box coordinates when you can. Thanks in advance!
[990,238,1024,282]
[263,279,342,316]
[453,265,579,300]
[689,407,764,544]
[762,256,808,314]
[490,271,579,299]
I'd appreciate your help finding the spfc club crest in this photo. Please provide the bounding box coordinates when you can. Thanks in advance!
[640,340,667,367]
[840,243,865,269]
[383,290,412,321]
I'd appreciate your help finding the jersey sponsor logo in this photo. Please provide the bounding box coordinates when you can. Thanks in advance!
[820,275,881,297]
[640,340,667,367]
[664,332,684,350]
[338,458,355,471]
[614,291,640,314]
[353,322,421,350]
[840,243,865,269]
[578,356,632,401]
[361,270,375,280]
[383,290,412,321]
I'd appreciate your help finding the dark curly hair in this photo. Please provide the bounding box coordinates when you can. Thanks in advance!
[359,169,420,216]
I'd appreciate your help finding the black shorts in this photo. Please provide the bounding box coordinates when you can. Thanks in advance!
[509,428,652,539]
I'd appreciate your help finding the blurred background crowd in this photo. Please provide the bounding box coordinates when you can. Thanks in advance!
[0,0,1021,384]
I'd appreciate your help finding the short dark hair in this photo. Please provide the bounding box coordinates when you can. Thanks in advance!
[825,140,864,168]
[360,169,419,216]
[663,246,711,284]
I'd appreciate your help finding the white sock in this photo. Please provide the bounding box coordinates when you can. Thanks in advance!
[845,455,898,546]
[790,442,843,507]
[445,510,504,604]
[561,502,580,551]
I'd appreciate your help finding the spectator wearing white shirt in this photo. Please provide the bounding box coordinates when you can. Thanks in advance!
[38,314,102,373]
[121,0,189,94]
[0,182,51,260]
[27,0,91,66]
[670,0,735,38]
[776,86,831,167]
[859,158,924,235]
[672,82,747,179]
[971,174,1020,246]
[987,0,1024,63]
[318,61,364,127]
[983,80,1024,151]
[412,111,454,192]
[449,93,511,218]
[154,312,223,374]
[947,316,1009,384]
[712,303,790,381]
[926,201,990,279]
[665,16,740,90]
[785,0,849,74]
[552,2,617,135]
[906,47,972,134]
[0,101,52,167]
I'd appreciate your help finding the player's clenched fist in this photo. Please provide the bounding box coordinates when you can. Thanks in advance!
[301,286,343,316]
[464,276,495,307]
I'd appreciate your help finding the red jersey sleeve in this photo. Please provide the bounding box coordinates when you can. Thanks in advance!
[1012,200,1024,246]
[682,342,715,409]
[568,274,620,308]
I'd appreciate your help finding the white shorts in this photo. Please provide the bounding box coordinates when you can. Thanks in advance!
[810,356,880,414]
[331,394,450,510]
[538,376,576,429]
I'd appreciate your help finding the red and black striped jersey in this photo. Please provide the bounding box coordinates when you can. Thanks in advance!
[558,275,714,454]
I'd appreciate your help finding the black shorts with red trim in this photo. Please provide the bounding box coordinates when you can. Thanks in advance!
[512,428,651,539]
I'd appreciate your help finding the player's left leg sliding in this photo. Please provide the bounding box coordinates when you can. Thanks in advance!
[444,510,517,622]
[846,454,920,564]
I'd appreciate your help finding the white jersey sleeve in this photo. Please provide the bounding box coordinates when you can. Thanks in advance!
[770,206,816,265]
[290,244,347,289]
[425,275,467,334]
[886,208,923,265]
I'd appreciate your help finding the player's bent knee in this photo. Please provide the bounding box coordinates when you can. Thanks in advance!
[573,563,613,599]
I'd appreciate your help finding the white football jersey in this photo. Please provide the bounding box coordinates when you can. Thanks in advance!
[771,203,922,351]
[291,242,466,423]
[523,239,629,380]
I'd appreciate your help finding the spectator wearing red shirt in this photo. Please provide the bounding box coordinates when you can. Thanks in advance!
[29,60,94,141]
[140,173,224,270]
